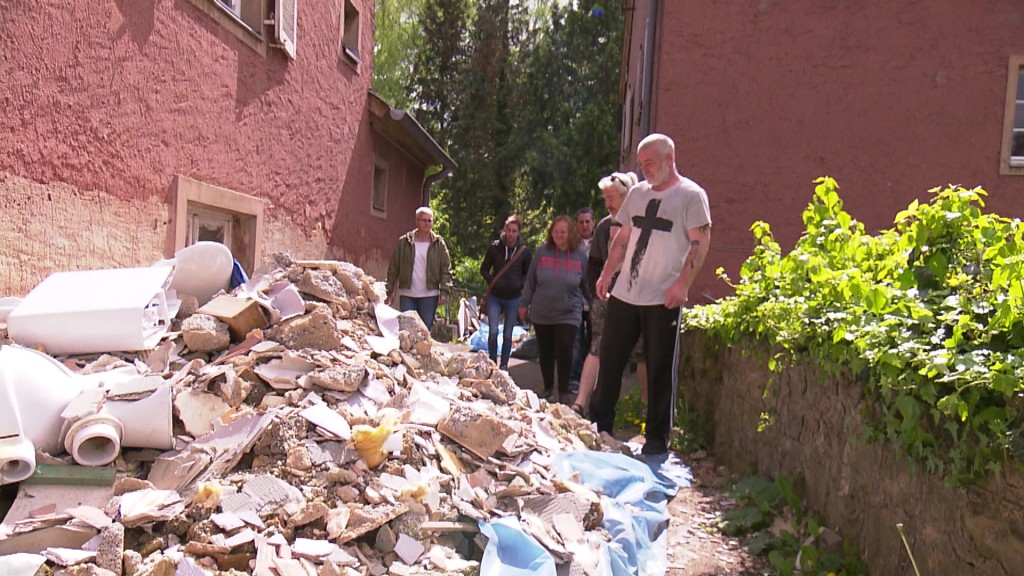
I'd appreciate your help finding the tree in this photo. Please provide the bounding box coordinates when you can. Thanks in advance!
[396,0,627,290]
[373,0,425,110]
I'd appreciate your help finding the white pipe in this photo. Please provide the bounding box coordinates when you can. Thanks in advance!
[65,415,124,467]
[62,384,174,468]
[0,437,37,484]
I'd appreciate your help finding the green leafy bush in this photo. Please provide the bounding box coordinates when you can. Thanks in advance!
[683,177,1024,486]
[720,474,867,576]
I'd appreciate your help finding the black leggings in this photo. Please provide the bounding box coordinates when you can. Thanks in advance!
[533,322,578,395]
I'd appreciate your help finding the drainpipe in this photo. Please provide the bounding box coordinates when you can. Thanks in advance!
[422,166,454,207]
[640,0,659,137]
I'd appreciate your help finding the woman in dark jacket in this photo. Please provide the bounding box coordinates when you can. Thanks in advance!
[479,215,532,370]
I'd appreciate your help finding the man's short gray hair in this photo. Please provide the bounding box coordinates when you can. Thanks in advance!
[638,133,675,155]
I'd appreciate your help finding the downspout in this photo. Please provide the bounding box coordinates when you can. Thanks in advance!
[422,167,454,207]
[640,0,659,137]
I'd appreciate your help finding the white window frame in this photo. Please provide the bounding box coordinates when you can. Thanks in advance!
[187,206,235,247]
[1000,55,1024,175]
[188,0,296,59]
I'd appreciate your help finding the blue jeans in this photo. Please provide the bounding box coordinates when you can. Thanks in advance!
[487,295,520,369]
[399,295,439,331]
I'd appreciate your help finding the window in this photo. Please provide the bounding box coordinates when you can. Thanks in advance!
[188,0,296,59]
[173,175,265,276]
[341,0,360,63]
[188,206,234,246]
[372,159,388,216]
[1000,56,1024,175]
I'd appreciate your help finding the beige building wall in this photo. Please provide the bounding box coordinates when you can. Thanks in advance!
[0,173,330,297]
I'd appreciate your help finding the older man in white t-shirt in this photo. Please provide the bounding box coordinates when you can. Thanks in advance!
[589,134,712,456]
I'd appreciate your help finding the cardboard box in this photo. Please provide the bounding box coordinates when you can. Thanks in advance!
[198,296,268,341]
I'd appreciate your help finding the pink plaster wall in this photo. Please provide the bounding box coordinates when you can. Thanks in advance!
[0,0,413,285]
[626,0,1024,301]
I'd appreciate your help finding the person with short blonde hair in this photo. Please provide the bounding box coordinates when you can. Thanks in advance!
[385,206,453,331]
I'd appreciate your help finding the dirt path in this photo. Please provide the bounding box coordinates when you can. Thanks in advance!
[662,449,769,575]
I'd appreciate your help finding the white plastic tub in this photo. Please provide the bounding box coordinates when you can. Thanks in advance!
[7,267,173,355]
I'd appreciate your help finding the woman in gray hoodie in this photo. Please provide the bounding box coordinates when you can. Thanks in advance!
[519,215,590,404]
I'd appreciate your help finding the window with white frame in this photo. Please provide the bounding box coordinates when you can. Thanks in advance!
[1000,56,1024,175]
[372,159,388,216]
[189,0,296,59]
[341,0,360,63]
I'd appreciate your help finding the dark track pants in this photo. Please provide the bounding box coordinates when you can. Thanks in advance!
[589,296,679,445]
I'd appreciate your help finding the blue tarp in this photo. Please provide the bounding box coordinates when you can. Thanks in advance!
[478,450,692,576]
[468,322,529,355]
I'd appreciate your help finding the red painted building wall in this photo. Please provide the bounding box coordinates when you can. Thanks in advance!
[623,0,1024,301]
[0,0,429,294]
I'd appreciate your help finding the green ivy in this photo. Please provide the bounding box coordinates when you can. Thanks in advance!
[683,177,1024,486]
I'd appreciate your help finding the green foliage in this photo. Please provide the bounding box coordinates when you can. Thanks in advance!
[613,388,646,433]
[403,0,625,268]
[721,474,867,576]
[683,178,1024,486]
[373,0,425,109]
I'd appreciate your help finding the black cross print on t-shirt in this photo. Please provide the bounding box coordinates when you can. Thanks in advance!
[628,198,674,289]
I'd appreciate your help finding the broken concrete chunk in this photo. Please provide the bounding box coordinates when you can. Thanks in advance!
[437,406,517,460]
[288,501,329,527]
[305,364,366,393]
[298,269,348,304]
[269,303,343,351]
[286,444,313,471]
[181,314,231,353]
[458,378,506,404]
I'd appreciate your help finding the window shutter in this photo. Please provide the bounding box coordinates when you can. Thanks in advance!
[274,0,297,59]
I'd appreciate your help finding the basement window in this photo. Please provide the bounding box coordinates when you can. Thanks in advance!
[173,175,266,276]
[1000,56,1024,175]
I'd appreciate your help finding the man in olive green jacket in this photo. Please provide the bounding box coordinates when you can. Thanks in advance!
[385,207,453,330]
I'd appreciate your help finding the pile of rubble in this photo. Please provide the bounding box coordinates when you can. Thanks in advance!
[0,254,645,576]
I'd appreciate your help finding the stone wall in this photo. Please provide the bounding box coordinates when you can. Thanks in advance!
[678,330,1024,575]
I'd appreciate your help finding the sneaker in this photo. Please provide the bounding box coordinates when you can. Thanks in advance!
[568,380,579,393]
[537,389,552,400]
[640,437,668,456]
[499,364,509,371]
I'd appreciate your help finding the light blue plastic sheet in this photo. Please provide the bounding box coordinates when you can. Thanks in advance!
[553,451,679,576]
[468,322,528,354]
[478,516,556,576]
[478,451,690,576]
